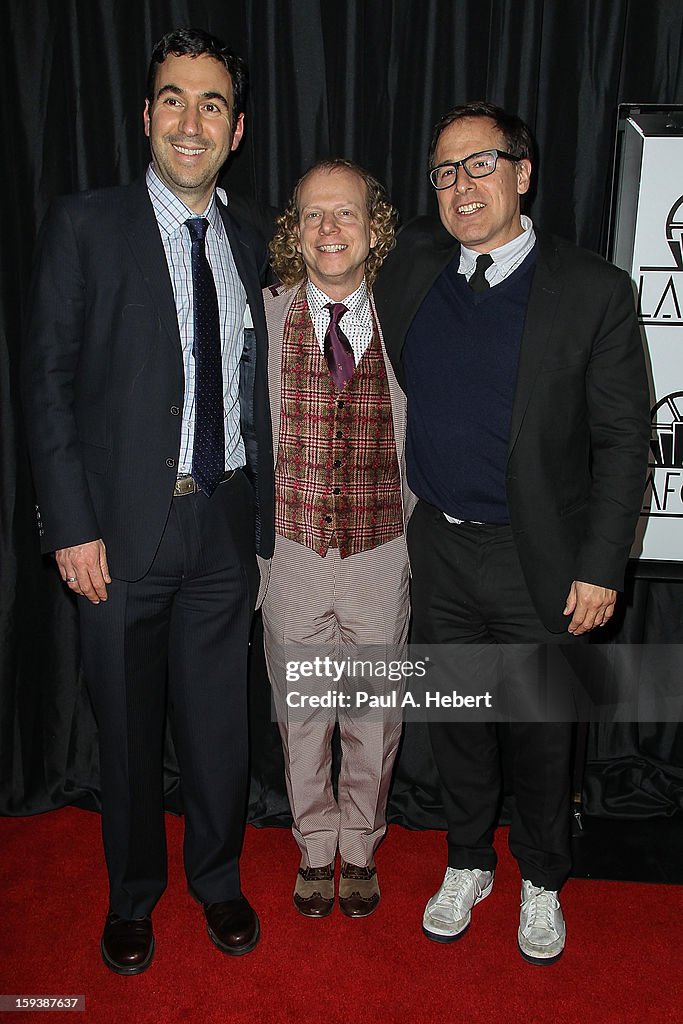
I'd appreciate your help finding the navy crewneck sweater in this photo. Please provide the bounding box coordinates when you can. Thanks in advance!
[404,249,536,523]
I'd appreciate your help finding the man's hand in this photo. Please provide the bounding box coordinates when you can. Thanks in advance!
[56,539,111,603]
[563,580,616,635]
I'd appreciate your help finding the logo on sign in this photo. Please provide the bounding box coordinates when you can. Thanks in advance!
[637,195,683,326]
[643,391,683,517]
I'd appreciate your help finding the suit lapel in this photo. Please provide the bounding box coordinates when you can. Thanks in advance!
[217,201,267,337]
[508,235,562,456]
[118,181,182,356]
[402,243,458,356]
[374,217,458,379]
[372,293,405,463]
[264,286,300,462]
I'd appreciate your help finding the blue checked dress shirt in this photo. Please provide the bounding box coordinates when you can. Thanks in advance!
[146,165,246,474]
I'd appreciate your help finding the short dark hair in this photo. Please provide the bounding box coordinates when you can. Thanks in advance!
[146,28,248,126]
[429,101,534,168]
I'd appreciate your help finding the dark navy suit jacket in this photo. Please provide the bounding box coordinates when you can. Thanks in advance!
[22,179,275,579]
[374,217,650,631]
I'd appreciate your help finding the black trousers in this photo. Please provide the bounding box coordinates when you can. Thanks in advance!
[79,470,258,918]
[408,499,579,890]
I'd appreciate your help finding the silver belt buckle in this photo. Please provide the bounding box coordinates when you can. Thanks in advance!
[174,470,237,496]
[174,474,197,496]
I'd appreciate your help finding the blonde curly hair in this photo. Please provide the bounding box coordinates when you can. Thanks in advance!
[269,159,397,290]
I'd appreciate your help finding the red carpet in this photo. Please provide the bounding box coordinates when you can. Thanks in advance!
[2,808,681,1024]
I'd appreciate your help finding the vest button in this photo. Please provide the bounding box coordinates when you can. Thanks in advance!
[333,488,341,495]
[337,400,345,409]
[336,430,343,439]
[334,460,341,468]
[325,515,332,523]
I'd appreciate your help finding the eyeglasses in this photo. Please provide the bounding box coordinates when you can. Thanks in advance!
[429,150,517,190]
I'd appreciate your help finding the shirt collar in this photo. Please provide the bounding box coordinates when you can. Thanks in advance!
[459,214,535,276]
[146,164,225,239]
[306,278,370,322]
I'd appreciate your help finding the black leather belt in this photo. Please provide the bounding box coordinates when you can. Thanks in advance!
[174,470,236,496]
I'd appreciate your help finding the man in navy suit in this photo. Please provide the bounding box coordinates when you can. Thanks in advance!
[22,29,274,974]
[374,102,649,963]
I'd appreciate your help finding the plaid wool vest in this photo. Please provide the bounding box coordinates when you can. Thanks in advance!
[274,288,403,557]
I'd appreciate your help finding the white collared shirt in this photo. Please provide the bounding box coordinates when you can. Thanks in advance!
[306,279,373,364]
[458,214,536,288]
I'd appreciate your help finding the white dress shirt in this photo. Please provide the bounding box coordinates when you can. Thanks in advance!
[306,279,373,364]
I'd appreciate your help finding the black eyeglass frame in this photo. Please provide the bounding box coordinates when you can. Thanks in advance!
[429,149,518,190]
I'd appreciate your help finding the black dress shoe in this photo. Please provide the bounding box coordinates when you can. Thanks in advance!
[101,912,154,975]
[338,861,380,918]
[293,862,335,918]
[203,896,260,955]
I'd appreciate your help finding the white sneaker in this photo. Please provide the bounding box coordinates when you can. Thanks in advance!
[422,867,494,942]
[517,880,566,964]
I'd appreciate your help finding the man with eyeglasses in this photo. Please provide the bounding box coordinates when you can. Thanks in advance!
[374,102,649,963]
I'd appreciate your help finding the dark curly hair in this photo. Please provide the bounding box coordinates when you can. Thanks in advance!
[269,159,397,290]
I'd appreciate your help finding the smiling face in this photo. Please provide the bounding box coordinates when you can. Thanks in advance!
[433,116,531,252]
[295,166,378,299]
[143,53,244,213]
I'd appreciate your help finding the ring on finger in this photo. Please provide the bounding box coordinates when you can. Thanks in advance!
[65,576,78,583]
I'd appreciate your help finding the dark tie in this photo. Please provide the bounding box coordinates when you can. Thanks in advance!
[185,217,224,496]
[323,303,356,389]
[468,253,494,292]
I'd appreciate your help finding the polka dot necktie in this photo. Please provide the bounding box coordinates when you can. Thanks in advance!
[185,217,224,496]
[468,252,493,292]
[324,302,355,389]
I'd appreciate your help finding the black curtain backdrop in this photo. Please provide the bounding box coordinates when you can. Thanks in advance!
[2,0,683,823]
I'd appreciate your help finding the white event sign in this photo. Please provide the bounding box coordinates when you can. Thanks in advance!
[612,112,683,563]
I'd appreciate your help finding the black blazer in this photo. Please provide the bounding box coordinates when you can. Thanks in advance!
[22,179,275,579]
[374,217,651,632]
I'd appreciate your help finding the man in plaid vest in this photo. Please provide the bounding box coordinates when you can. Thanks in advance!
[261,160,416,918]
